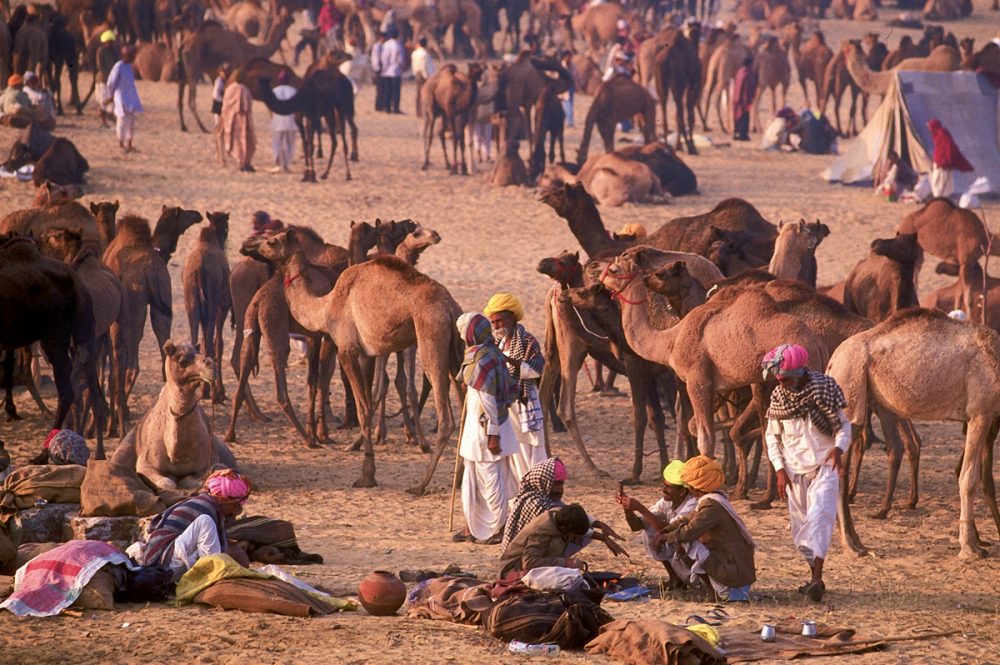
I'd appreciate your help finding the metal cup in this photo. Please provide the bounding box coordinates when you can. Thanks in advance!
[801,620,817,638]
[760,624,776,642]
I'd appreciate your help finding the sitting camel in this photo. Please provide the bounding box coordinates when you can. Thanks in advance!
[767,219,831,288]
[112,340,237,491]
[841,233,921,322]
[828,309,1000,559]
[541,154,667,207]
[615,142,697,197]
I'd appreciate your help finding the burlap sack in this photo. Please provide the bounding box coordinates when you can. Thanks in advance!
[79,460,166,518]
[0,465,87,521]
[69,567,118,611]
[193,578,339,617]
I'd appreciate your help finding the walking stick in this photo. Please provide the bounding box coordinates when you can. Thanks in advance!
[447,398,468,533]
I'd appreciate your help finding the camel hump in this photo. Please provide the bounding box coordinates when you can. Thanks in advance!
[880,306,950,332]
[712,197,759,214]
[118,215,154,244]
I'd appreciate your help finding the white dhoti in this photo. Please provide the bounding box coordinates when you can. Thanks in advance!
[168,513,223,570]
[643,529,694,580]
[462,458,518,541]
[930,164,954,198]
[786,464,839,564]
[507,411,548,482]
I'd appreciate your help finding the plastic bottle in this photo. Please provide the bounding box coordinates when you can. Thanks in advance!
[508,641,560,656]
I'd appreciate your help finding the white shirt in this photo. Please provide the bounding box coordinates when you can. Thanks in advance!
[765,413,851,476]
[380,38,405,78]
[411,46,436,78]
[371,40,384,74]
[269,85,298,131]
[458,387,519,462]
[649,495,697,529]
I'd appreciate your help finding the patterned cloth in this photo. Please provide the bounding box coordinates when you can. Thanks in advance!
[761,343,809,380]
[45,429,90,466]
[498,323,545,404]
[501,457,563,552]
[205,469,252,504]
[142,494,225,567]
[458,313,513,423]
[767,371,847,438]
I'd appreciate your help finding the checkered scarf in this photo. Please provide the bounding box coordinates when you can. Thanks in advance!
[461,314,513,423]
[766,371,847,437]
[497,323,544,403]
[501,458,561,552]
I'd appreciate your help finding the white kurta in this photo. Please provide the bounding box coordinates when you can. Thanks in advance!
[642,495,698,564]
[460,387,519,541]
[765,413,851,563]
[497,342,547,482]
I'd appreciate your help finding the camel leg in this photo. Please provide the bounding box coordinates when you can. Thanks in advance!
[422,115,435,170]
[149,304,172,381]
[689,379,717,458]
[409,348,456,496]
[124,293,148,397]
[1,350,20,422]
[348,118,359,161]
[370,354,390,445]
[230,324,266,421]
[871,406,905,520]
[212,310,227,404]
[674,382,695,461]
[440,119,452,172]
[305,337,322,445]
[178,76,188,132]
[838,428,870,555]
[457,121,469,176]
[622,356,651,485]
[271,333,317,449]
[341,350,377,488]
[338,118,352,180]
[901,418,922,509]
[599,121,615,156]
[554,325,601,474]
[109,321,128,437]
[957,416,990,559]
[983,417,1000,543]
[848,416,868,501]
[315,336,337,443]
[728,396,759,500]
[402,347,428,451]
[188,77,209,133]
[225,326,263,443]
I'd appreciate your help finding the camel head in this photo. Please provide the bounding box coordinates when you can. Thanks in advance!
[644,261,691,298]
[205,211,230,248]
[537,250,581,283]
[959,37,975,58]
[775,219,830,252]
[617,245,661,272]
[400,224,441,255]
[152,206,203,261]
[349,220,379,258]
[600,251,642,295]
[39,227,83,263]
[376,219,418,253]
[561,283,612,314]
[705,227,769,277]
[162,340,214,394]
[539,180,589,219]
[90,200,120,240]
[241,226,305,265]
[871,232,921,266]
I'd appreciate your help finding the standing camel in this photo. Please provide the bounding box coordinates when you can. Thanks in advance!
[700,32,748,133]
[784,24,833,109]
[751,36,789,133]
[768,219,830,287]
[576,75,656,166]
[177,13,294,132]
[821,41,866,137]
[828,309,1000,559]
[244,228,461,489]
[421,62,484,175]
[842,41,961,97]
[653,27,701,155]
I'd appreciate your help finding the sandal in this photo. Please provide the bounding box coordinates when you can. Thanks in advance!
[451,531,474,543]
[685,614,723,627]
[804,581,826,603]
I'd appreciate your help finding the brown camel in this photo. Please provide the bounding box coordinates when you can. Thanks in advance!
[540,181,635,258]
[653,26,701,155]
[496,52,570,148]
[223,0,271,39]
[701,33,749,133]
[883,35,921,70]
[828,309,1000,559]
[111,340,237,490]
[767,219,830,287]
[821,42,866,138]
[12,14,47,78]
[898,198,995,316]
[134,42,178,82]
[245,228,461,489]
[601,250,829,459]
[616,142,697,197]
[751,36,790,133]
[177,13,294,132]
[233,57,302,100]
[576,74,656,165]
[182,211,231,403]
[39,227,129,439]
[103,207,203,393]
[842,233,922,323]
[541,153,667,206]
[924,262,1000,328]
[784,24,833,109]
[490,141,531,187]
[962,42,1000,80]
[89,201,119,251]
[570,2,622,55]
[844,42,961,96]
[421,62,484,175]
[0,201,102,254]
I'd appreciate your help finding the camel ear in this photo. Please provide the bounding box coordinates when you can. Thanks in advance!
[571,251,579,261]
[162,204,168,213]
[777,219,785,230]
[350,220,356,229]
[163,339,176,357]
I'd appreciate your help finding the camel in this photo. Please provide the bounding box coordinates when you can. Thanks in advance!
[111,340,237,491]
[39,227,129,439]
[12,14,48,78]
[177,13,294,132]
[0,233,105,458]
[103,207,203,394]
[653,26,701,155]
[962,42,1000,80]
[182,211,231,403]
[496,53,570,147]
[576,75,655,166]
[616,142,697,197]
[490,141,531,187]
[43,10,83,116]
[898,198,995,316]
[29,138,89,187]
[570,2,623,55]
[841,233,922,323]
[421,62,484,175]
[0,347,49,420]
[244,228,461,489]
[784,24,833,109]
[843,42,961,96]
[767,219,830,287]
[539,181,635,258]
[256,64,358,182]
[822,42,866,138]
[924,262,1000,329]
[223,0,271,39]
[134,42,178,82]
[541,154,667,207]
[828,309,1000,559]
[751,36,790,133]
[600,250,829,458]
[528,86,566,181]
[883,35,921,70]
[88,201,119,254]
[701,33,749,133]
[0,201,101,254]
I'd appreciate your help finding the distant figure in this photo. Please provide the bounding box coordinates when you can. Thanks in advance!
[927,118,973,199]
[791,109,837,155]
[269,70,298,173]
[380,26,404,113]
[372,32,387,112]
[211,64,231,127]
[760,106,798,151]
[732,56,756,142]
[876,150,919,201]
[559,50,576,128]
[104,45,143,153]
[411,37,436,116]
[217,82,256,172]
[95,31,117,127]
[0,74,31,117]
[23,72,55,127]
[250,210,284,237]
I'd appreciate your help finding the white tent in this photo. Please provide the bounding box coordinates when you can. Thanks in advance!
[823,71,1000,195]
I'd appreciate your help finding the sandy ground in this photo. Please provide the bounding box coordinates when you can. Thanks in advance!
[2,4,1000,663]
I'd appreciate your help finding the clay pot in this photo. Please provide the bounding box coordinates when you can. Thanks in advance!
[358,570,406,616]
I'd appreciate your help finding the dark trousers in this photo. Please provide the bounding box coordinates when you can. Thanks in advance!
[374,74,386,111]
[384,76,401,113]
[734,112,750,141]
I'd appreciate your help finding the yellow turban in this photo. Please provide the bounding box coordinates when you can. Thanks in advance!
[100,30,117,43]
[484,293,524,321]
[662,460,686,486]
[618,223,647,240]
[680,455,724,493]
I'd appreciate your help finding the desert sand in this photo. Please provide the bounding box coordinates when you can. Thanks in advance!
[1,5,999,664]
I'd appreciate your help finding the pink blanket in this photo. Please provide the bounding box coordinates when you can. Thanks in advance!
[0,540,133,617]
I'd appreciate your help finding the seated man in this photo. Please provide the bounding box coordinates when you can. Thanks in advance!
[653,456,756,601]
[0,74,32,121]
[22,72,55,127]
[616,460,697,588]
[136,469,252,576]
[499,503,593,576]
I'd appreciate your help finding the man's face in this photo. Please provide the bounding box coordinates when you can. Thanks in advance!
[219,501,244,517]
[662,483,686,503]
[489,311,513,337]
[778,374,807,392]
[550,480,565,501]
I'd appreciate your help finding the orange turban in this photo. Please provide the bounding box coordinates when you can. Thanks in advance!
[7,74,23,88]
[681,455,724,493]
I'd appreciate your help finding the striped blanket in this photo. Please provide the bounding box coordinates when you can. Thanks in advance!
[0,540,136,617]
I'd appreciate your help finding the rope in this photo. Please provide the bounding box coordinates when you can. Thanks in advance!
[571,304,610,340]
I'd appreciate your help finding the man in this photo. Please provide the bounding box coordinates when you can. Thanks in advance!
[217,81,256,172]
[499,503,592,576]
[211,64,230,127]
[380,26,404,114]
[138,469,252,576]
[762,343,851,603]
[0,75,31,117]
[454,312,519,544]
[617,460,697,588]
[732,55,756,141]
[95,30,117,127]
[372,31,387,112]
[269,69,298,173]
[411,36,436,116]
[250,210,283,237]
[484,293,547,479]
[653,456,756,601]
[927,118,973,199]
[22,72,55,126]
[104,44,143,153]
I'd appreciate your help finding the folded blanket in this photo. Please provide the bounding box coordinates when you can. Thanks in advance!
[0,540,136,617]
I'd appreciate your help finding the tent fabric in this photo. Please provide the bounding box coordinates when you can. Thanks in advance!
[823,71,1000,195]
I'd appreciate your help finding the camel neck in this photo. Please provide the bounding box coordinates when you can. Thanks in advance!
[164,383,199,422]
[566,206,614,258]
[395,243,421,266]
[616,275,676,367]
[282,253,334,333]
[669,283,706,318]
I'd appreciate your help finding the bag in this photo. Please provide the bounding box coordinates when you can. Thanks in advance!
[0,465,87,521]
[1,542,60,576]
[485,590,612,648]
[193,578,342,617]
[70,567,122,611]
[80,460,166,517]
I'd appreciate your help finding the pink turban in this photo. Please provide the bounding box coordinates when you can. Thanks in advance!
[761,343,809,380]
[205,469,252,504]
[552,458,567,482]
